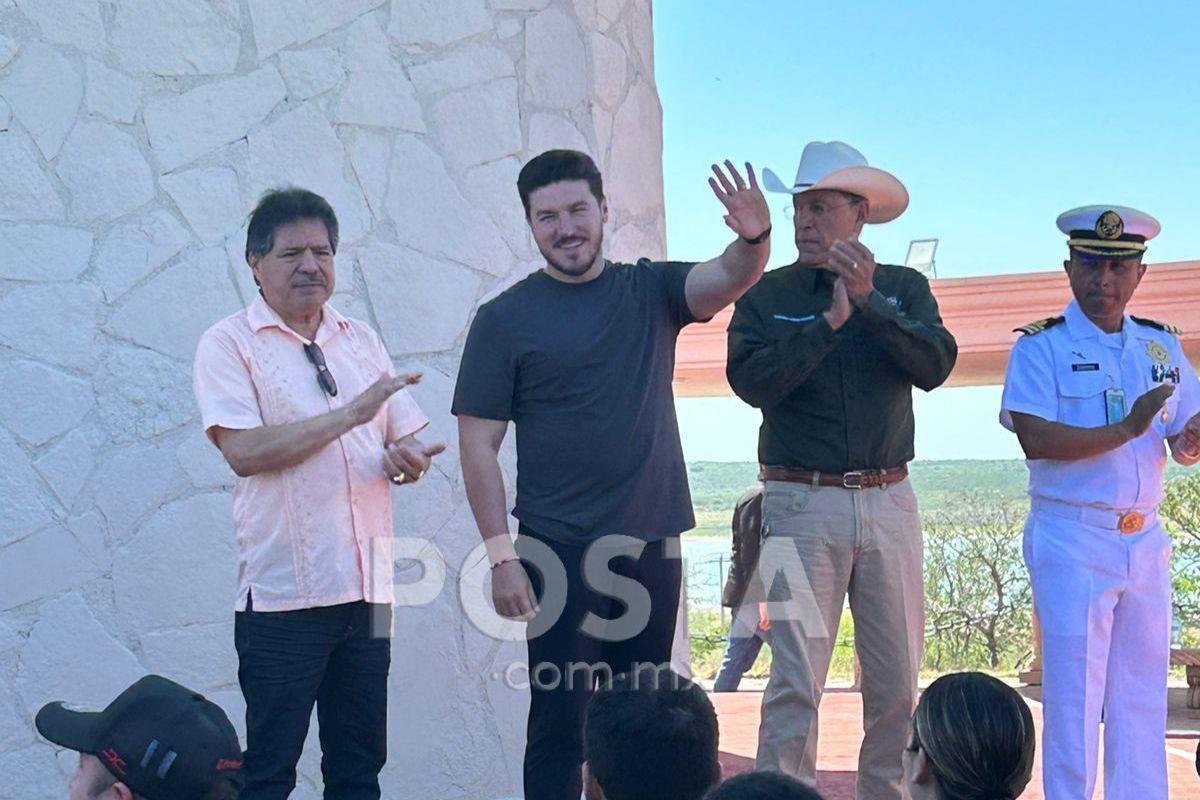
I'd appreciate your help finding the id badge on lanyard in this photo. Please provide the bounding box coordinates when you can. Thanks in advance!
[1105,388,1127,424]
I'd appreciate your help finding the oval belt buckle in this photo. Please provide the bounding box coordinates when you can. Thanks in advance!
[1118,511,1145,535]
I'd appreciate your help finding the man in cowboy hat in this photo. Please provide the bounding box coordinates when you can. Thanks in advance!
[1002,205,1200,800]
[726,141,956,799]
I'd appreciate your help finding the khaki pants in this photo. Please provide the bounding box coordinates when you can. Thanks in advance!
[754,478,924,800]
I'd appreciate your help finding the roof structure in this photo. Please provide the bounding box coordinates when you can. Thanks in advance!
[674,260,1200,396]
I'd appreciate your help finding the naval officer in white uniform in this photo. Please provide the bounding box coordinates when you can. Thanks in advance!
[1001,205,1200,799]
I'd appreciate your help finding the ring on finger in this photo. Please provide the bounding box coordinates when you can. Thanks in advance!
[391,473,407,485]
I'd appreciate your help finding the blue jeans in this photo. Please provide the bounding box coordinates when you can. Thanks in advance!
[713,603,768,692]
[235,595,392,800]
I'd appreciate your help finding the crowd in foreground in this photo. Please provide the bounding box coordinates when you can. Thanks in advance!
[36,665,1036,800]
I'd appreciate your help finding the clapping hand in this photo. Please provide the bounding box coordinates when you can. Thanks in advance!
[1123,384,1175,438]
[826,239,877,306]
[708,160,771,242]
[824,277,852,331]
[385,438,446,485]
[348,372,422,426]
[1176,409,1200,458]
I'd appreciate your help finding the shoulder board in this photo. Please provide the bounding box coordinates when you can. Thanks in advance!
[1131,316,1183,335]
[1013,316,1065,336]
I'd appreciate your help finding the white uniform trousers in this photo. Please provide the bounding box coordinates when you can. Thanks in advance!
[1025,509,1172,800]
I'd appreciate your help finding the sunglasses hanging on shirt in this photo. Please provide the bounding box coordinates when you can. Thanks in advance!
[303,341,338,397]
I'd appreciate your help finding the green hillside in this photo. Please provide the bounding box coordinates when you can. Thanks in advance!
[688,458,1196,536]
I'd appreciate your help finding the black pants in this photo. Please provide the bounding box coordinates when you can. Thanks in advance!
[234,596,392,800]
[517,529,682,800]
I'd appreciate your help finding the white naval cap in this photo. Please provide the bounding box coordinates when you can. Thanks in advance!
[1056,205,1161,257]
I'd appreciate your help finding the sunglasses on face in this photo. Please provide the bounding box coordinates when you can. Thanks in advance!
[303,342,338,397]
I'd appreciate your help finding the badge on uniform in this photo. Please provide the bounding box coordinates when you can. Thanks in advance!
[1105,388,1127,424]
[1152,364,1181,384]
[1147,341,1170,365]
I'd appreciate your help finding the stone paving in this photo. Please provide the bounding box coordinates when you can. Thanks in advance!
[712,689,1200,799]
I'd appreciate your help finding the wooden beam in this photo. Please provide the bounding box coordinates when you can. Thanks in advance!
[673,260,1200,397]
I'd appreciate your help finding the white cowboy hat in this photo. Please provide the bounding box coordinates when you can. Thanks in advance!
[762,141,909,224]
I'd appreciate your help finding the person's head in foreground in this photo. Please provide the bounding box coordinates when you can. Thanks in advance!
[703,770,825,800]
[903,672,1035,800]
[36,674,243,800]
[583,664,721,800]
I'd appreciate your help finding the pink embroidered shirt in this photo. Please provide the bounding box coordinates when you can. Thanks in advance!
[193,295,427,612]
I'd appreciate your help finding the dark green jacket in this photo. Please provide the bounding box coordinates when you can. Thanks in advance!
[727,263,957,472]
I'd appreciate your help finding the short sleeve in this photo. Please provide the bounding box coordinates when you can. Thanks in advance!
[386,389,428,442]
[451,302,516,421]
[363,327,429,441]
[1000,335,1057,431]
[646,259,701,328]
[193,327,265,444]
[1167,340,1200,437]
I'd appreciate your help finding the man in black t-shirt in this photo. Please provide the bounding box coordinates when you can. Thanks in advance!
[452,149,771,800]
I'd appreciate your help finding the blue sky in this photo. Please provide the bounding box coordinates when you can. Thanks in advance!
[655,0,1200,461]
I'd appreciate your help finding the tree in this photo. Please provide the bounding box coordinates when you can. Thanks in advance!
[1159,473,1200,635]
[922,492,1032,671]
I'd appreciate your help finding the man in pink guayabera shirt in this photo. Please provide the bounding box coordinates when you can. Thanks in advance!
[192,188,444,800]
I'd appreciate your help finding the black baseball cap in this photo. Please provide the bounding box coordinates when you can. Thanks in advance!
[35,675,243,800]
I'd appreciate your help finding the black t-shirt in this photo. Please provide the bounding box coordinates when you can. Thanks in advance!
[452,259,700,544]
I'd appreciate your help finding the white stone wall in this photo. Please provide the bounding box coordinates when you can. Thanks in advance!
[0,1,665,797]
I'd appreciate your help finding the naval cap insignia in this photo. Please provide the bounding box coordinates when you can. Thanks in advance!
[1096,210,1124,240]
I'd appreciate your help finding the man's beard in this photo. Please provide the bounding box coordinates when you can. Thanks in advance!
[540,231,603,277]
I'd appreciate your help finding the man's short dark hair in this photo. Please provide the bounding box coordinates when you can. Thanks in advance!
[703,772,825,800]
[517,149,604,215]
[584,665,719,800]
[245,187,339,261]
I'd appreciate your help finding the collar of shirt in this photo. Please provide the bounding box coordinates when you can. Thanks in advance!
[793,263,835,294]
[1063,299,1159,349]
[247,293,351,346]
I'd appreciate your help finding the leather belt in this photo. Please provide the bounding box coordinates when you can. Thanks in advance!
[760,465,909,490]
[1031,498,1156,535]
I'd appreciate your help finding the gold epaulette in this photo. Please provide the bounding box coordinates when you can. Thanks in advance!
[1131,316,1183,335]
[1013,316,1065,336]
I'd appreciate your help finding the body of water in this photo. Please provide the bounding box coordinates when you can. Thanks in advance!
[682,535,733,608]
